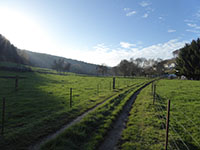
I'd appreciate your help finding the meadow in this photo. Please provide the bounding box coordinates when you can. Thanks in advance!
[0,69,148,149]
[40,79,149,150]
[119,79,200,150]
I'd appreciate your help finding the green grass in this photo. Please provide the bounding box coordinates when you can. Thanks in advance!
[119,83,165,150]
[0,70,148,149]
[156,79,200,150]
[119,79,200,150]
[40,81,150,150]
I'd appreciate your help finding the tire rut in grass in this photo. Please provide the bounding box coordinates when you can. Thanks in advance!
[98,82,151,150]
[28,94,117,150]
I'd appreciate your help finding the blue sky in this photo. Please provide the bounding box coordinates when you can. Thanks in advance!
[0,0,200,66]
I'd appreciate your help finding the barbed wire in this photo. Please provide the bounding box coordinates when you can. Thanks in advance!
[156,101,190,150]
[170,125,190,150]
[171,115,200,147]
[174,108,200,132]
[169,132,180,150]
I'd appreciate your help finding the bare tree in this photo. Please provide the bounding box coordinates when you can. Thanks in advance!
[96,64,108,76]
[52,58,71,73]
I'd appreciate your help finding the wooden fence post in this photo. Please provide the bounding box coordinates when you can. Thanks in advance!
[113,77,115,89]
[15,75,18,91]
[70,88,72,108]
[152,82,154,94]
[97,84,100,95]
[153,84,156,104]
[1,97,5,136]
[165,100,171,150]
[110,81,112,91]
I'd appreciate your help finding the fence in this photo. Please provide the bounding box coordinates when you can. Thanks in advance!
[152,81,200,150]
[0,76,142,136]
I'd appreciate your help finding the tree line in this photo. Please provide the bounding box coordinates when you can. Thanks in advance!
[94,58,168,77]
[112,58,167,77]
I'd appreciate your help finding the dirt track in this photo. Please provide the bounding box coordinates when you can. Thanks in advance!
[29,94,116,150]
[29,82,152,150]
[98,82,151,150]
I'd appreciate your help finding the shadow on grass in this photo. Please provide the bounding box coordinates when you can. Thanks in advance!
[0,71,109,149]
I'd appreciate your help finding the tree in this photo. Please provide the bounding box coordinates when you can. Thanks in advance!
[111,66,120,76]
[176,38,200,80]
[118,59,131,77]
[0,34,24,64]
[96,64,108,76]
[52,58,71,73]
[63,62,71,72]
[153,59,166,75]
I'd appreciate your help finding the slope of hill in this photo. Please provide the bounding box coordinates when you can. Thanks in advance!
[18,50,99,75]
[0,34,99,75]
[0,34,25,64]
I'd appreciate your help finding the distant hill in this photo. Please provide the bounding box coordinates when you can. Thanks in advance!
[0,34,99,75]
[18,50,99,75]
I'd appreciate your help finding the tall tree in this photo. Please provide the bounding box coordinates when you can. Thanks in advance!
[176,38,200,80]
[118,59,132,77]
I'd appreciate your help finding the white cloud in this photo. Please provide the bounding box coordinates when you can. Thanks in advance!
[168,29,176,33]
[132,39,186,60]
[62,39,187,67]
[143,13,149,18]
[120,42,136,48]
[195,10,200,18]
[140,1,150,7]
[184,19,195,23]
[187,23,200,29]
[126,11,137,16]
[186,23,200,34]
[186,29,200,34]
[124,8,130,11]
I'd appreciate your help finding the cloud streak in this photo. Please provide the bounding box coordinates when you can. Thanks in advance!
[126,11,137,16]
[139,1,151,7]
[143,13,149,18]
[63,39,187,67]
[168,29,176,33]
[120,42,136,48]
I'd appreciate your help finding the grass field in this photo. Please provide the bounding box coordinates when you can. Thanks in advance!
[40,80,149,150]
[119,79,200,150]
[0,69,148,149]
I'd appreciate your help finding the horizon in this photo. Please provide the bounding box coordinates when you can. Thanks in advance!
[0,0,200,66]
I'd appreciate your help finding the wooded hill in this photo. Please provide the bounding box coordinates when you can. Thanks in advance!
[0,34,99,75]
[0,34,25,64]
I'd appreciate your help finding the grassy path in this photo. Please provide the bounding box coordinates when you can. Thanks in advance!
[98,81,152,150]
[39,81,152,150]
[118,82,166,150]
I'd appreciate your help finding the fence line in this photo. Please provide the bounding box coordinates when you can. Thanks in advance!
[171,116,200,147]
[155,100,191,150]
[175,108,200,131]
[170,125,190,150]
[169,132,180,150]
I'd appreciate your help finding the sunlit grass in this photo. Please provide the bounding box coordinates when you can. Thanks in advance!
[0,70,147,149]
[119,79,200,150]
[40,81,149,150]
